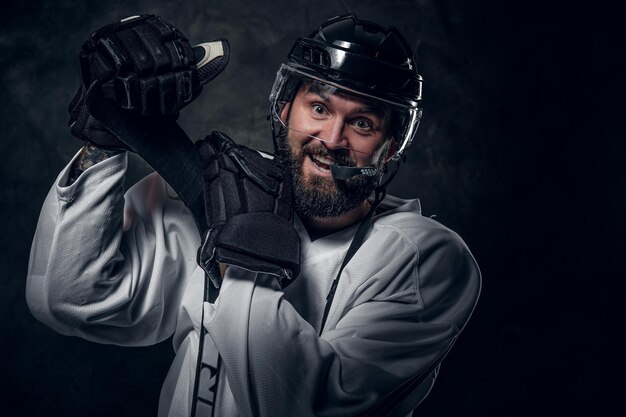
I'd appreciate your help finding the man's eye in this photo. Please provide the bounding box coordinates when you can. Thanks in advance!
[311,104,327,116]
[352,118,373,131]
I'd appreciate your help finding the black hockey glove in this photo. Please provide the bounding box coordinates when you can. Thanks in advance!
[68,84,131,150]
[68,14,229,148]
[196,131,300,289]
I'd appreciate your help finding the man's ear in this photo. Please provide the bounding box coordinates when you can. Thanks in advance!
[280,102,291,124]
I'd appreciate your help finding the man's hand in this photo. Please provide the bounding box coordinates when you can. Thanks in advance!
[196,132,300,289]
[68,14,229,148]
[79,14,227,115]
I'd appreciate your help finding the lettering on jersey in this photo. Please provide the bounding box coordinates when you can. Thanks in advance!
[194,333,221,416]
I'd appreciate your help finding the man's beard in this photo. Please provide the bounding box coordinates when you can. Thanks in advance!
[276,126,385,219]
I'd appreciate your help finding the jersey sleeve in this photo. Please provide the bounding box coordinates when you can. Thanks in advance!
[26,150,200,346]
[202,215,481,416]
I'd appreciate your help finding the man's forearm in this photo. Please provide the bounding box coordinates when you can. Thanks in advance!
[66,142,123,186]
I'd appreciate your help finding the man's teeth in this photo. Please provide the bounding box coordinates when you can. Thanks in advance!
[311,154,333,168]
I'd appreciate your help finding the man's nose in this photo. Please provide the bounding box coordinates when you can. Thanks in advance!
[321,118,348,150]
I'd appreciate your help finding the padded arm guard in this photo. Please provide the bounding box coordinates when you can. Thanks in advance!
[196,132,300,288]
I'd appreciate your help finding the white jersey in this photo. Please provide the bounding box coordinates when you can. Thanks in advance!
[26,151,481,417]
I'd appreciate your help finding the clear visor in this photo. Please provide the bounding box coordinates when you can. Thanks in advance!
[269,64,422,159]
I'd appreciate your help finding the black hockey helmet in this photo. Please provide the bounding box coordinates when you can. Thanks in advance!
[270,13,423,159]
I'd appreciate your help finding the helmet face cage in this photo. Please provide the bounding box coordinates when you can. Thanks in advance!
[269,63,422,160]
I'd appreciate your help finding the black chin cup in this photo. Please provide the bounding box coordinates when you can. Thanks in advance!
[330,164,378,180]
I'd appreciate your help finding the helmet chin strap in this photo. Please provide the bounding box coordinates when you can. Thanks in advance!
[319,154,404,334]
[330,164,378,180]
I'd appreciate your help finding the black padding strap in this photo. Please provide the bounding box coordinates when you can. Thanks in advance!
[318,204,377,335]
[88,90,208,234]
[318,158,404,334]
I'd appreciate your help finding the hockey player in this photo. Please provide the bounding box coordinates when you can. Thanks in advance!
[26,13,481,417]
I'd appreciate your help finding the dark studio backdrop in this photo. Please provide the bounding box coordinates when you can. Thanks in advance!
[0,0,622,416]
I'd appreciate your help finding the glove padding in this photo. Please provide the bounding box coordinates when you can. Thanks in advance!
[196,131,300,288]
[68,14,229,148]
[80,14,199,115]
[68,84,130,150]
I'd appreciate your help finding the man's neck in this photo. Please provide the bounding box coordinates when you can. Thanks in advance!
[301,200,370,241]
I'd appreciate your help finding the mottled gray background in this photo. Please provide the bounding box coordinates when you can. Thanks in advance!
[1,0,622,416]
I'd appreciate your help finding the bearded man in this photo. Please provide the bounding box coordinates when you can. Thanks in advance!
[26,13,480,417]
